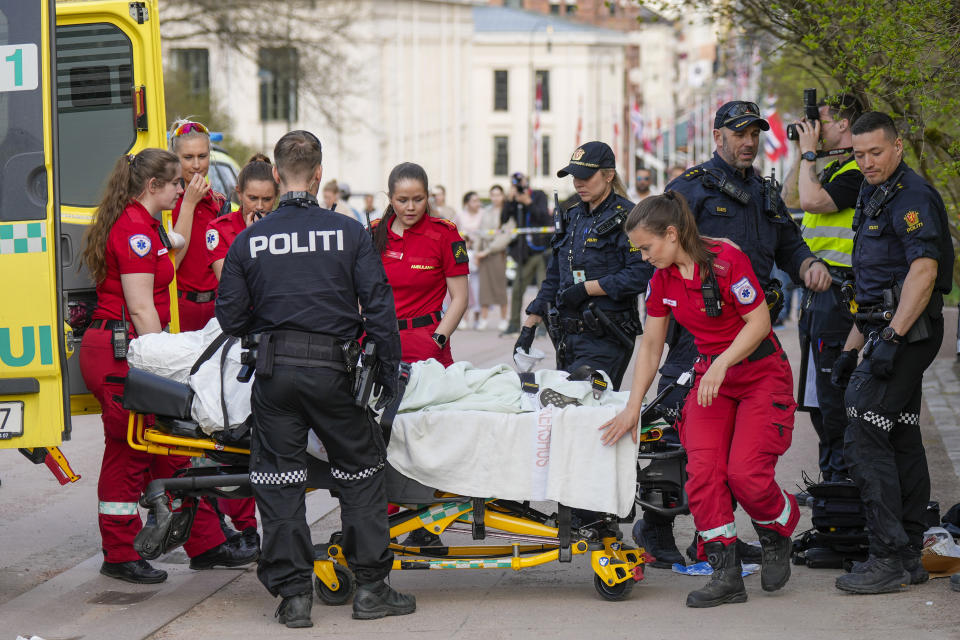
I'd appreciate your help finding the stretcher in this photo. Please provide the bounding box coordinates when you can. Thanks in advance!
[121,365,689,603]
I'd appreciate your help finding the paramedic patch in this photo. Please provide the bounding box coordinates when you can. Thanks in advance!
[731,277,757,305]
[129,234,151,257]
[452,240,468,264]
[206,229,220,251]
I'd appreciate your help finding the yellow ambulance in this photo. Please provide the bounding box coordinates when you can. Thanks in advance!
[0,0,167,480]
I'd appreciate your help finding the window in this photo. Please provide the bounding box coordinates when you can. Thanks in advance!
[56,23,135,207]
[493,70,508,112]
[170,48,209,96]
[493,136,509,176]
[541,135,551,177]
[549,3,561,14]
[566,3,577,15]
[535,69,550,112]
[504,0,524,7]
[259,47,298,122]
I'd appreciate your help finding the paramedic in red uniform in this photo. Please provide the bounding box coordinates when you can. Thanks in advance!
[79,149,256,584]
[169,119,227,331]
[369,162,468,367]
[600,192,799,608]
[205,153,278,546]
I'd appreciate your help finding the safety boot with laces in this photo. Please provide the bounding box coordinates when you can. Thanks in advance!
[352,579,417,620]
[275,592,313,628]
[633,518,684,568]
[685,541,747,608]
[752,522,792,591]
[836,555,909,594]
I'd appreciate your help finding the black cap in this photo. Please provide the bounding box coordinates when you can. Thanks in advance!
[714,101,770,132]
[557,141,616,179]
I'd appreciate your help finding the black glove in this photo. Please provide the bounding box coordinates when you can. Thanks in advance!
[374,366,399,411]
[514,325,536,355]
[869,339,899,380]
[559,282,590,310]
[830,349,858,388]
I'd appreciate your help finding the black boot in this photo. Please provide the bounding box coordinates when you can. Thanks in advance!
[633,518,684,569]
[189,541,258,570]
[100,559,168,584]
[899,545,929,585]
[752,522,791,592]
[736,539,763,564]
[240,527,262,557]
[352,580,416,620]
[835,555,909,594]
[686,531,700,563]
[275,592,313,628]
[685,541,747,608]
[401,528,443,548]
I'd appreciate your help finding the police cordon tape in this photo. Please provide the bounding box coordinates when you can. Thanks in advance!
[472,226,555,236]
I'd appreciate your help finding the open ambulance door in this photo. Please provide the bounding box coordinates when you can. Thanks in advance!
[0,1,69,449]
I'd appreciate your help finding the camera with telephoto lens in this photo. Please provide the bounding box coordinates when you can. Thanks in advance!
[511,171,528,195]
[786,88,820,141]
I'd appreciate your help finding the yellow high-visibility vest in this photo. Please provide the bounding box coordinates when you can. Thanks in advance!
[801,158,860,267]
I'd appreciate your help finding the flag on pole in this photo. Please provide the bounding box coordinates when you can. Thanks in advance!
[613,105,620,151]
[630,99,643,141]
[575,96,583,147]
[764,107,789,163]
[533,76,543,172]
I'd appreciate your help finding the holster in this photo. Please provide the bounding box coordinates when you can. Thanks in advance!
[546,304,567,369]
[255,333,275,379]
[764,279,785,324]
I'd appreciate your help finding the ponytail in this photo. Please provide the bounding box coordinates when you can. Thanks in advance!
[624,191,718,282]
[236,153,277,194]
[82,149,179,283]
[603,169,629,198]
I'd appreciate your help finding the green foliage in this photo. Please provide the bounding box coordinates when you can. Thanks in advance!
[163,69,257,163]
[636,0,960,279]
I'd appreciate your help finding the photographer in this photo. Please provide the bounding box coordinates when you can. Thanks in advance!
[782,93,864,483]
[501,171,552,334]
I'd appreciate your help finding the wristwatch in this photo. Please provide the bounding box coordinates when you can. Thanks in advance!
[880,326,903,343]
[801,151,818,162]
[432,332,448,348]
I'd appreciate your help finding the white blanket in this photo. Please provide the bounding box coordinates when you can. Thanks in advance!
[129,325,642,514]
[388,404,639,517]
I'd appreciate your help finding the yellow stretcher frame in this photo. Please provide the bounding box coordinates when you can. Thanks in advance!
[126,409,648,602]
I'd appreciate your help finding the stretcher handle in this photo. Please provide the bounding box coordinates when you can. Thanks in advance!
[640,368,694,426]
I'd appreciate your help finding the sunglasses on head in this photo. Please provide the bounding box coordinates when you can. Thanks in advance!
[719,102,761,126]
[173,121,209,137]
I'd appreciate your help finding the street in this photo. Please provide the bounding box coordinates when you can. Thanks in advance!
[2,313,960,639]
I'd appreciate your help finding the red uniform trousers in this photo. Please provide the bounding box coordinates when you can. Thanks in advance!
[400,323,453,366]
[176,295,216,332]
[80,327,226,562]
[678,348,800,556]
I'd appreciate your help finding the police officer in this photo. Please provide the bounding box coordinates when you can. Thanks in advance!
[216,131,415,627]
[832,112,953,594]
[515,141,651,390]
[782,94,864,481]
[638,101,833,568]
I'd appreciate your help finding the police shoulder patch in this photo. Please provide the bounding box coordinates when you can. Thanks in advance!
[206,229,220,251]
[903,209,924,233]
[128,233,151,257]
[731,276,757,305]
[452,240,468,264]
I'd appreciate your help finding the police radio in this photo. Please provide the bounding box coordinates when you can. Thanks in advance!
[553,189,566,236]
[701,272,723,317]
[702,169,751,205]
[860,170,904,219]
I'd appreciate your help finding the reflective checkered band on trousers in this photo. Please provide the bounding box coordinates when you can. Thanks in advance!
[0,222,47,254]
[421,501,470,524]
[99,501,139,516]
[754,488,792,527]
[330,460,384,482]
[699,522,736,541]
[846,408,919,431]
[250,469,307,485]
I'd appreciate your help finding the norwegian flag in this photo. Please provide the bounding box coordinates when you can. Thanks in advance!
[764,108,789,163]
[575,96,583,147]
[630,99,643,141]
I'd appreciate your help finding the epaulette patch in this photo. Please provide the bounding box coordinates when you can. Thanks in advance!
[452,240,468,264]
[432,217,458,229]
[712,258,731,274]
[682,167,704,180]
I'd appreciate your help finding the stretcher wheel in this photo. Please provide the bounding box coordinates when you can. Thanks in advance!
[593,574,634,601]
[315,564,356,606]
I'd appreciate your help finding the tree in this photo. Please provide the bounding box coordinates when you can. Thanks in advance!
[638,0,960,280]
[158,0,359,132]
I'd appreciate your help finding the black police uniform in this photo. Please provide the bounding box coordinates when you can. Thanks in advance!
[843,161,953,562]
[216,193,401,598]
[526,189,651,390]
[796,157,863,481]
[642,151,816,540]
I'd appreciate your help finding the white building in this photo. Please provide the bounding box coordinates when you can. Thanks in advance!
[161,1,627,208]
